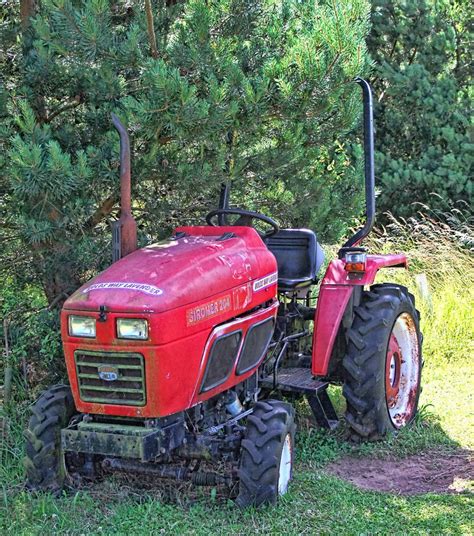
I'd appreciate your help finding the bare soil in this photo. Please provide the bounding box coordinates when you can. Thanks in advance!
[325,449,474,495]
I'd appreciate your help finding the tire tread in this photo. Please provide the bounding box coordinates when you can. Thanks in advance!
[343,284,422,441]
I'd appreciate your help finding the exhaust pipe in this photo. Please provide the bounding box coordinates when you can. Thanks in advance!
[111,113,137,261]
[342,78,376,250]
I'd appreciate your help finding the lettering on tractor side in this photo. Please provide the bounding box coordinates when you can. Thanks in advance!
[253,272,278,291]
[186,295,232,326]
[25,81,422,508]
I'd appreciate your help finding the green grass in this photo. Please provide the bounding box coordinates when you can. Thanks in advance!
[1,221,473,535]
[1,476,472,536]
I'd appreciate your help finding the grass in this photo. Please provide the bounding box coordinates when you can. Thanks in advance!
[1,216,473,535]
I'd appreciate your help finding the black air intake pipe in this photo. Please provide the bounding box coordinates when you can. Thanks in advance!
[342,78,376,249]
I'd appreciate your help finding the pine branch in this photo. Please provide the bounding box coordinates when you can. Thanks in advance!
[46,96,83,123]
[84,195,117,230]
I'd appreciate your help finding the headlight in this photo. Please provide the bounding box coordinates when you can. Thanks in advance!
[117,318,148,340]
[69,315,96,338]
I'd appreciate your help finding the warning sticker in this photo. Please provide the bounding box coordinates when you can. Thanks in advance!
[253,272,278,292]
[186,295,232,326]
[83,282,163,296]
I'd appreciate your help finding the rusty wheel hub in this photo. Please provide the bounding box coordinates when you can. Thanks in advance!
[385,333,402,405]
[385,313,420,428]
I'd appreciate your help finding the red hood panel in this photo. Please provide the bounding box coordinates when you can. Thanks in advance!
[64,226,277,313]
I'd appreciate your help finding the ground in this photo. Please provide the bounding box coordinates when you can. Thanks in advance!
[326,449,473,495]
[1,354,472,536]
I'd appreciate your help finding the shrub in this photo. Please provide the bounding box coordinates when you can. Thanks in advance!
[368,0,472,218]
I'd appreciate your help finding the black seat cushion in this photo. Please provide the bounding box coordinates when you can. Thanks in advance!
[263,229,324,290]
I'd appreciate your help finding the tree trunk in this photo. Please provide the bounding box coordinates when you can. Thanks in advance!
[145,0,159,58]
[20,0,36,30]
[33,246,82,309]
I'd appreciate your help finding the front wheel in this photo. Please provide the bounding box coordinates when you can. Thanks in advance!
[342,284,422,442]
[235,400,296,508]
[24,384,77,493]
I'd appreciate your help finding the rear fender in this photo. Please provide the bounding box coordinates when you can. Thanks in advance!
[311,254,407,376]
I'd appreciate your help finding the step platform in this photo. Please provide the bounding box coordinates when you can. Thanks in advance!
[260,367,339,430]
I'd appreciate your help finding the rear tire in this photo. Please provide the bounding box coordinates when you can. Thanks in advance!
[342,284,422,442]
[236,400,296,508]
[24,384,77,493]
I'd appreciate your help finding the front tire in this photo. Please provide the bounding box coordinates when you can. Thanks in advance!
[24,384,77,493]
[342,284,422,442]
[236,400,296,508]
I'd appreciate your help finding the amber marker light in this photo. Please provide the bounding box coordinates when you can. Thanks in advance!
[344,252,367,273]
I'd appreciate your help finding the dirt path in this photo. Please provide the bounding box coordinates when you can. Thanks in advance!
[325,449,473,495]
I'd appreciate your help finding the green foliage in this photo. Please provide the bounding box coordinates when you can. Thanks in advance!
[368,0,472,218]
[0,277,64,392]
[0,0,370,306]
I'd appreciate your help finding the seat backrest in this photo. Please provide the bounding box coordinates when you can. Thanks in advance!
[264,229,324,290]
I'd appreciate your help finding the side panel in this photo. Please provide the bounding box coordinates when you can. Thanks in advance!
[312,254,407,376]
[311,286,353,376]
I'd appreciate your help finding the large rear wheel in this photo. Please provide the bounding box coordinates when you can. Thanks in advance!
[342,284,422,441]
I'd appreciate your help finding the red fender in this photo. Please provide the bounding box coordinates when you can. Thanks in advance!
[311,254,407,376]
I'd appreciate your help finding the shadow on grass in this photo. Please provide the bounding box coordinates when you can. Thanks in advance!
[296,387,464,467]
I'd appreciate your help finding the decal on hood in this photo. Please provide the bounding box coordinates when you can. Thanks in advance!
[253,272,278,292]
[83,282,163,296]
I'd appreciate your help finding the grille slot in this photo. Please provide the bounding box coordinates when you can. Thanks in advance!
[75,351,146,406]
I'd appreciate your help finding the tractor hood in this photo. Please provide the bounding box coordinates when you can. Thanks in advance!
[64,226,277,314]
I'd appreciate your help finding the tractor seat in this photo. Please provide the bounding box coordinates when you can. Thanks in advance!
[263,229,324,291]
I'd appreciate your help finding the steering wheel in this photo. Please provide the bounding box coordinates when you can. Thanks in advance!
[206,208,280,238]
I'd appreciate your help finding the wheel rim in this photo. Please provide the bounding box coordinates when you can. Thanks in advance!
[278,433,292,495]
[385,312,421,428]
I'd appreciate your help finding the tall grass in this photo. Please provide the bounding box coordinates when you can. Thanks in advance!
[368,212,473,365]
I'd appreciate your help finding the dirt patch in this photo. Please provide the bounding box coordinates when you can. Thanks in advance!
[325,449,473,495]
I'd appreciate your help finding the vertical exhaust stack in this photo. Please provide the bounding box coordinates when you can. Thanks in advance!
[111,113,138,261]
[342,77,376,250]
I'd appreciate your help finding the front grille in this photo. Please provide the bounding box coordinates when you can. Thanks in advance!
[75,350,146,406]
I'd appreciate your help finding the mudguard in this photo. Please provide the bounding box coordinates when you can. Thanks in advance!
[311,254,407,376]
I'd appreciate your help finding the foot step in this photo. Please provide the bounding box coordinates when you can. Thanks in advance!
[260,367,339,430]
[260,367,328,393]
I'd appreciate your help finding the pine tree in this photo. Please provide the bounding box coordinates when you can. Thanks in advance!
[1,0,370,305]
[368,0,472,218]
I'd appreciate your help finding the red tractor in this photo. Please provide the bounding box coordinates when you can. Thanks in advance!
[25,79,422,506]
